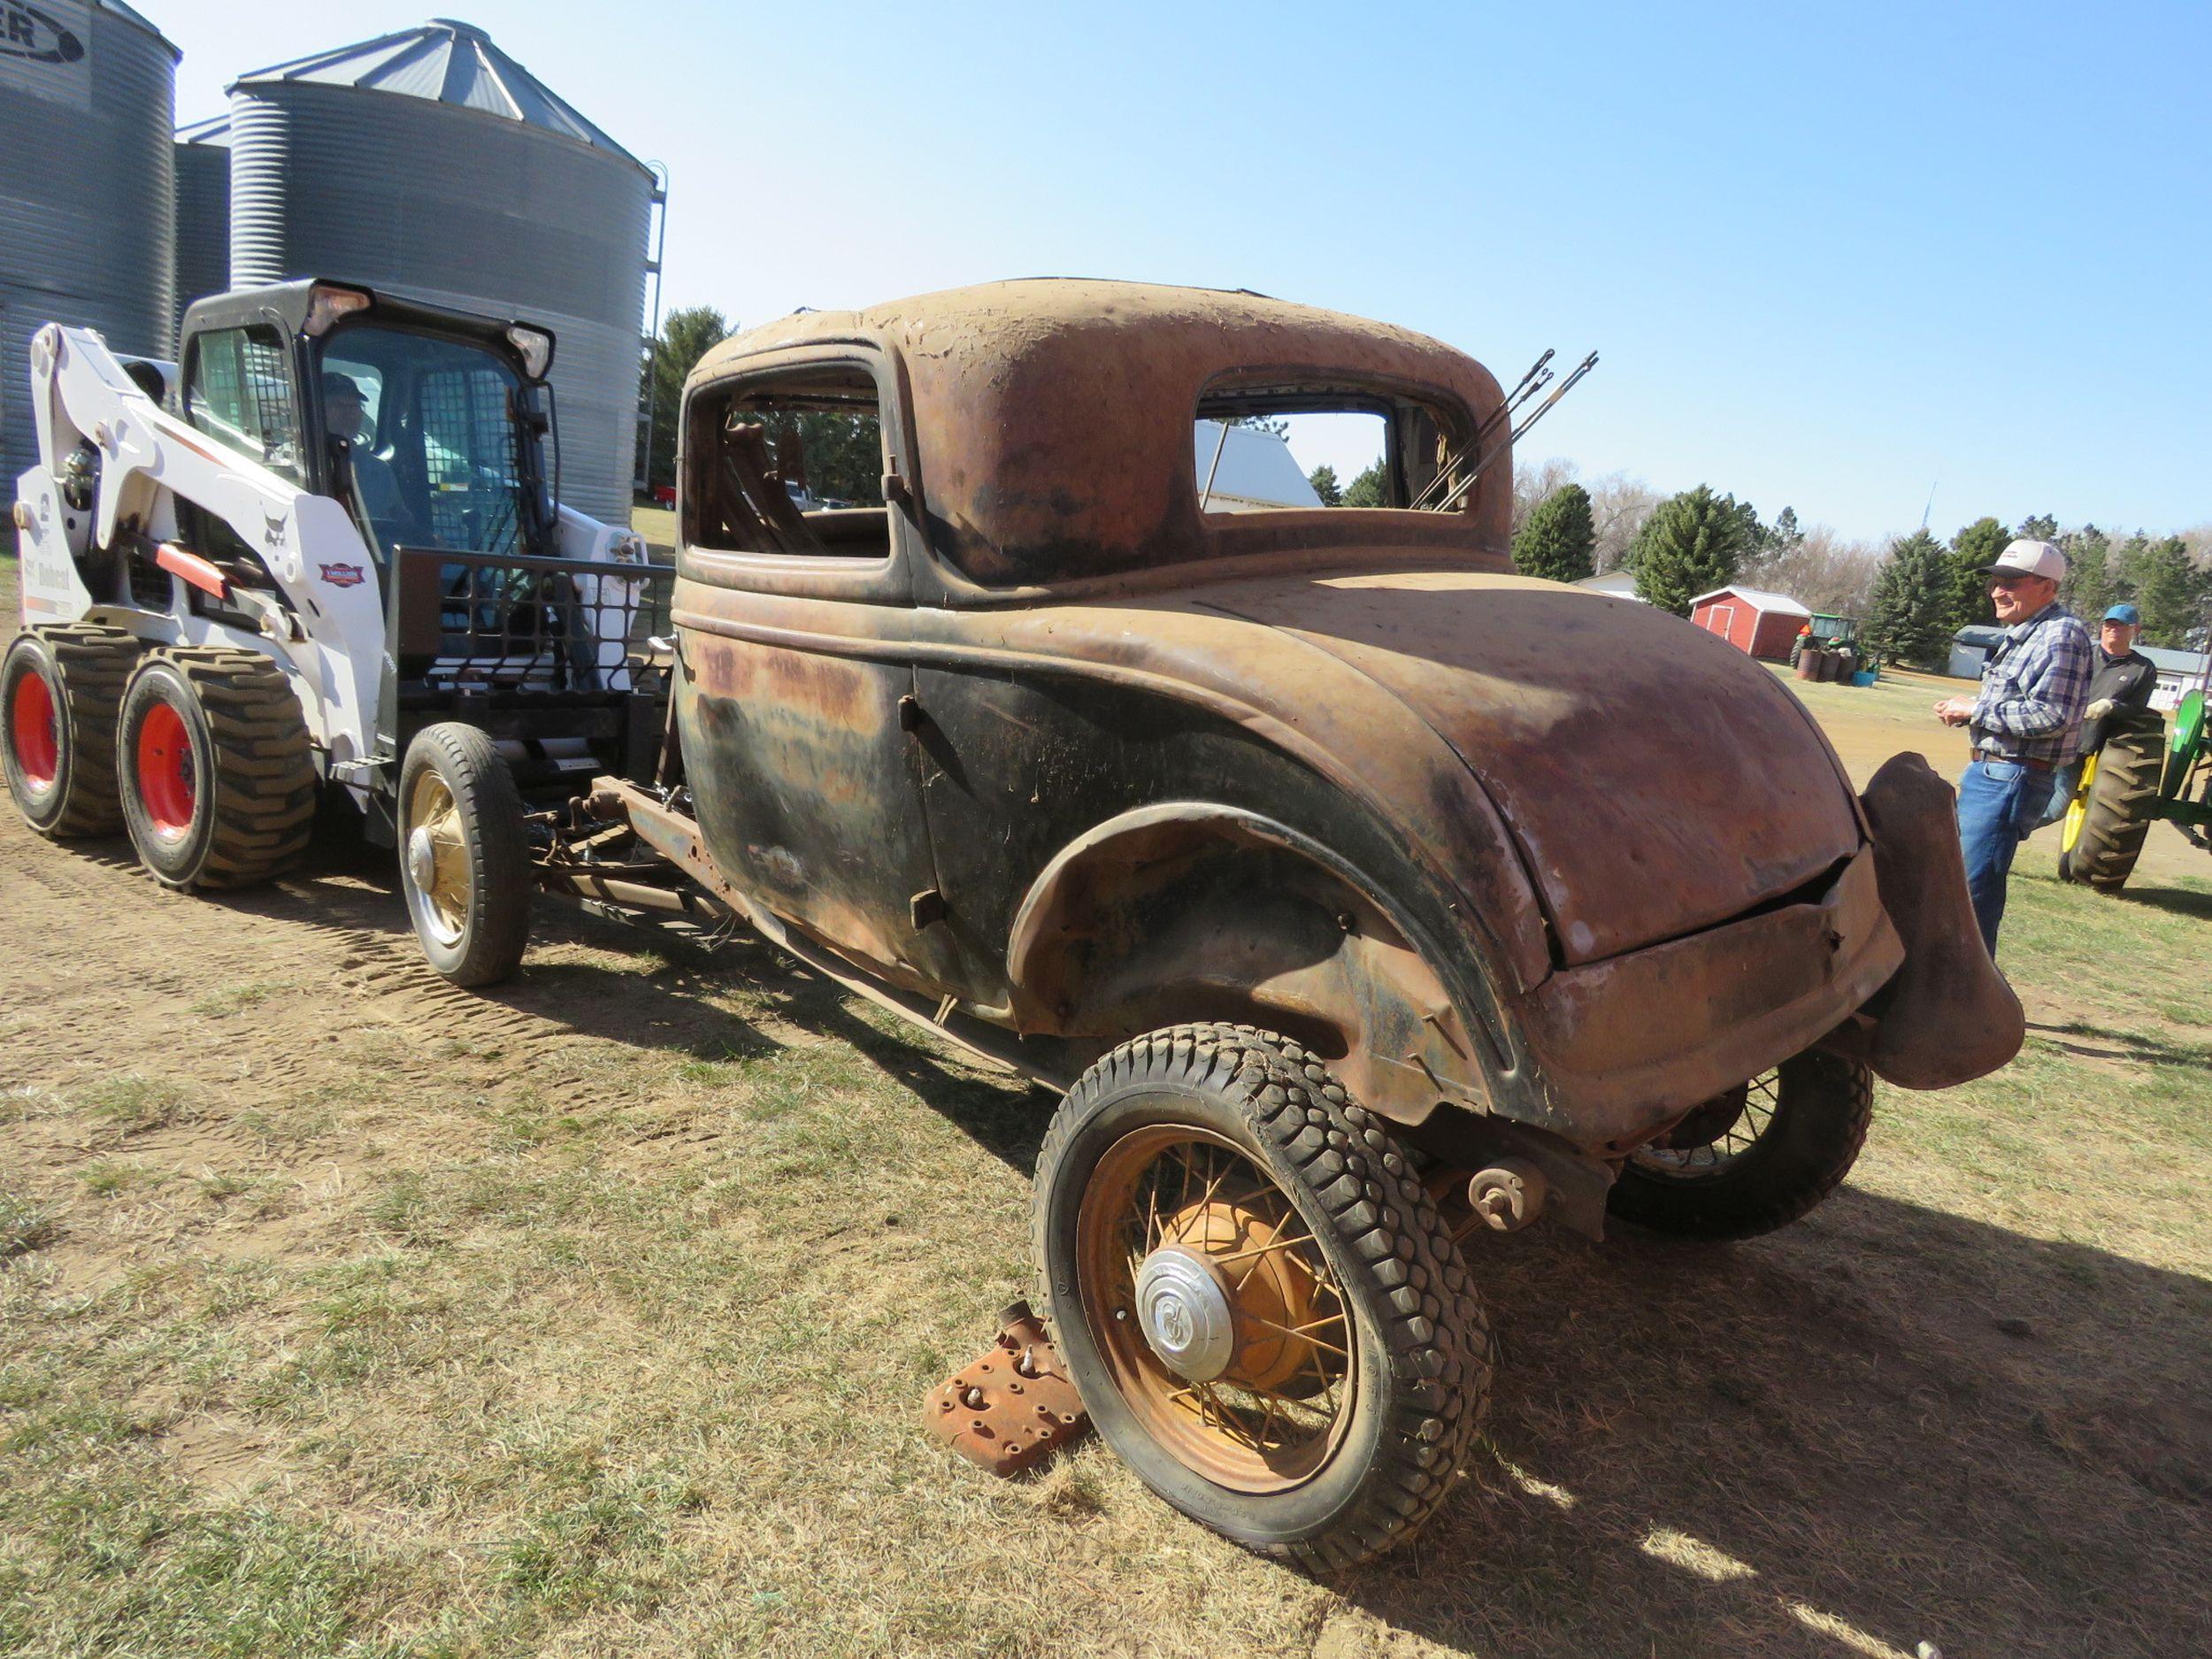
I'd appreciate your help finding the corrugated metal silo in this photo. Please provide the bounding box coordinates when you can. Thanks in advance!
[1,0,177,491]
[173,112,232,331]
[226,19,657,525]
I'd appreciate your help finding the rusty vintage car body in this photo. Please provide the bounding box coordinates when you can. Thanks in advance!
[646,279,2020,1566]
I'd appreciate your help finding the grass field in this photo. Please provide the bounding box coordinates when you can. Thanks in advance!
[3,549,2208,1657]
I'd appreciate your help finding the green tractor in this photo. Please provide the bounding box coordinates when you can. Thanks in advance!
[1788,612,1861,669]
[2057,670,2212,891]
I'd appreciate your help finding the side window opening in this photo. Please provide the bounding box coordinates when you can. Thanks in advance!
[1192,381,1468,515]
[685,366,890,558]
[185,324,302,480]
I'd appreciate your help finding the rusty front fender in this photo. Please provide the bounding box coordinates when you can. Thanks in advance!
[1004,803,1509,1127]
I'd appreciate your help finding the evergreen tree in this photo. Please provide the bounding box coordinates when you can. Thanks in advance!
[639,305,732,493]
[2132,534,2204,646]
[1863,530,1955,670]
[2017,512,2060,541]
[2058,524,2113,621]
[1342,460,1389,508]
[1946,517,2009,634]
[1763,505,1804,557]
[1511,482,1597,582]
[1628,485,1755,614]
[1307,464,1343,507]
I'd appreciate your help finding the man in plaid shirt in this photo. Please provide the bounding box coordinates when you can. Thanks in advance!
[1932,538,2092,955]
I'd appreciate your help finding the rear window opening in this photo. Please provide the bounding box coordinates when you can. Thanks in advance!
[685,366,891,558]
[1193,380,1475,515]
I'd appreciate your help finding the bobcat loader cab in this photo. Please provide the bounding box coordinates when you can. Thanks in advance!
[5,280,670,979]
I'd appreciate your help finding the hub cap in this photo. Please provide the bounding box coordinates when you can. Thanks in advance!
[1133,1247,1235,1381]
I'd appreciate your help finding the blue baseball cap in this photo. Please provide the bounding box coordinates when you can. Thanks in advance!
[2103,603,2141,626]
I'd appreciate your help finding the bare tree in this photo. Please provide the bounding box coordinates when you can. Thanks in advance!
[1740,524,1886,617]
[1510,455,1580,538]
[1586,471,1667,573]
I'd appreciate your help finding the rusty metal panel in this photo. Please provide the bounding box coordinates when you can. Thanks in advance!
[687,280,1512,594]
[1515,845,1903,1148]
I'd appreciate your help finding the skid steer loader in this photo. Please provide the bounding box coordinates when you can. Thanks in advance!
[4,279,673,983]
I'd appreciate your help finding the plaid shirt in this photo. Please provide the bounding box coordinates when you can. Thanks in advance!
[1971,603,2093,765]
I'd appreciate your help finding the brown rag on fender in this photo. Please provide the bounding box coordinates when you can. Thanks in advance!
[1855,752,2026,1089]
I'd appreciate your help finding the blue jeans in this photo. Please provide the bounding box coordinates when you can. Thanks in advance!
[2032,759,2081,831]
[1956,759,2046,955]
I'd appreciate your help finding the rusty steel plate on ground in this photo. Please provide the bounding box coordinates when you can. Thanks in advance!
[926,1301,1090,1474]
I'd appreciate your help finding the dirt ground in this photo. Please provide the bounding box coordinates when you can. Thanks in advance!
[3,571,2207,1657]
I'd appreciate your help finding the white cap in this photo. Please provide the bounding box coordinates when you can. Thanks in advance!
[1984,538,2067,581]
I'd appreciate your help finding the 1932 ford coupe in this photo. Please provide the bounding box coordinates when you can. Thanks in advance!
[421,280,2024,1566]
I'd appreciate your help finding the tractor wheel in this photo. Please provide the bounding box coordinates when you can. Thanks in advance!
[2057,727,2163,892]
[116,649,317,890]
[1,625,140,837]
[1033,1024,1491,1570]
[1608,1048,1872,1241]
[396,723,533,987]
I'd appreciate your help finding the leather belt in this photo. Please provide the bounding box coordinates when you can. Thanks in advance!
[1971,747,2055,773]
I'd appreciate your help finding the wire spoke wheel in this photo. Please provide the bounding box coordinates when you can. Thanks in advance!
[1629,1071,1778,1178]
[1609,1048,1873,1240]
[1079,1125,1356,1491]
[1035,1025,1491,1568]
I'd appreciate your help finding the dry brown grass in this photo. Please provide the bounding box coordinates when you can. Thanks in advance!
[1,551,2206,1655]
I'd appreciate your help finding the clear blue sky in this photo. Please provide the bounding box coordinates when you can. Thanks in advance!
[157,0,2210,541]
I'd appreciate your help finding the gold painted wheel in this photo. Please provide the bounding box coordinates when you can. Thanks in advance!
[1076,1124,1356,1493]
[403,769,472,946]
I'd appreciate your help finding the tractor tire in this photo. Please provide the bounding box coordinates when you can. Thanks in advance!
[396,723,533,987]
[115,648,317,891]
[1033,1023,1491,1571]
[1608,1048,1873,1241]
[2057,726,2163,892]
[1,625,140,838]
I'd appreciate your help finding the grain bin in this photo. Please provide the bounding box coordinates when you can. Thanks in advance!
[1,0,177,491]
[226,19,657,524]
[173,112,231,330]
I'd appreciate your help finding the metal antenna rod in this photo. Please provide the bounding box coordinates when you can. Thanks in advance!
[1430,352,1599,515]
[1410,350,1556,511]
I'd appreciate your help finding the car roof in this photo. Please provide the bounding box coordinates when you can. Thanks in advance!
[686,278,1511,590]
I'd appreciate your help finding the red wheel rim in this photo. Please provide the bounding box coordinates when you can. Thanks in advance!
[135,701,196,837]
[10,672,59,791]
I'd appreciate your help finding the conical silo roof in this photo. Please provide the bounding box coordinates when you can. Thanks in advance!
[227,17,645,171]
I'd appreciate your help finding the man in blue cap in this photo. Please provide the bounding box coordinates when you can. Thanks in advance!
[2034,602,2161,833]
[2078,603,2159,756]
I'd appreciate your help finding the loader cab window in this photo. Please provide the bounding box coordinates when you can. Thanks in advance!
[184,324,303,481]
[684,366,892,559]
[315,324,556,563]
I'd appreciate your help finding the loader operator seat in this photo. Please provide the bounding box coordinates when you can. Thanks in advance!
[323,372,416,560]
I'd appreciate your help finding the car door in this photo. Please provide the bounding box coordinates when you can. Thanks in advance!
[671,349,967,996]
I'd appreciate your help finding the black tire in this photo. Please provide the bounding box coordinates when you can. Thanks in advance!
[1033,1023,1490,1570]
[2057,726,2162,892]
[396,722,532,987]
[115,648,316,890]
[1608,1048,1872,1241]
[1787,636,1807,668]
[2,626,140,837]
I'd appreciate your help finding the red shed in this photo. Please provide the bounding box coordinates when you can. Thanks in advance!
[1689,585,1811,661]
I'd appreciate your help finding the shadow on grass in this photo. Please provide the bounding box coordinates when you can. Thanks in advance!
[2119,884,2212,921]
[157,829,2212,1655]
[1333,1191,2211,1659]
[2024,1018,2212,1070]
[207,831,1053,1174]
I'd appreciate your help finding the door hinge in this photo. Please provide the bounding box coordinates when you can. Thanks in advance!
[897,692,923,733]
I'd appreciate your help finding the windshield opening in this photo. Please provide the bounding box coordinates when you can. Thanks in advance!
[318,323,555,565]
[1194,380,1472,514]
